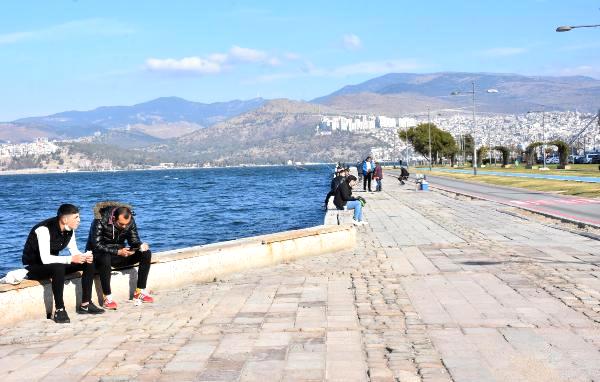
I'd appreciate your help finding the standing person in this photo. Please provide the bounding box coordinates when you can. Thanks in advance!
[87,202,154,310]
[334,175,368,226]
[373,161,383,191]
[22,204,104,324]
[362,156,374,192]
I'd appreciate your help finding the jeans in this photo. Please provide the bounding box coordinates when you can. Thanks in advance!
[26,262,95,309]
[94,250,152,295]
[376,179,382,191]
[345,200,363,221]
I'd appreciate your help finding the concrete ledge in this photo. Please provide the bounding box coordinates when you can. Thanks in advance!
[324,209,354,225]
[0,224,356,325]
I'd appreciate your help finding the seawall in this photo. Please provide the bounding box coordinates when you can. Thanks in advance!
[0,224,356,325]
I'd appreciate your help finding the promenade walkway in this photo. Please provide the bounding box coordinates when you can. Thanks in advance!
[1,179,600,381]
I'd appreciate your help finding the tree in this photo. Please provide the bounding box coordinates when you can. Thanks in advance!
[548,139,569,167]
[399,123,457,165]
[476,147,488,167]
[525,142,543,166]
[493,145,510,166]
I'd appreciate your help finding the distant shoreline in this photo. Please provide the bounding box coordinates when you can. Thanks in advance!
[0,163,333,176]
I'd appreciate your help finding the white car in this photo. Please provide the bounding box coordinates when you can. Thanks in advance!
[546,157,560,164]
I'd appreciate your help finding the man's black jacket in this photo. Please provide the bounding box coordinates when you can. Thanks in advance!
[333,180,357,210]
[86,201,142,257]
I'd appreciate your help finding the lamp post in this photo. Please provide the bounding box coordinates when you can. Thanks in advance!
[428,106,432,171]
[405,121,409,169]
[451,84,498,175]
[556,24,600,32]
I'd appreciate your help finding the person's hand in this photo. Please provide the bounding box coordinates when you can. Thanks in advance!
[84,251,93,263]
[71,254,85,264]
[140,243,149,252]
[117,248,135,257]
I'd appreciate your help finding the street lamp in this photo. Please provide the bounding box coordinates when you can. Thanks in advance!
[428,106,432,171]
[450,84,499,175]
[556,24,600,32]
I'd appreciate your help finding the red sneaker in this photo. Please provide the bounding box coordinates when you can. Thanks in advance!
[133,290,154,303]
[103,298,118,310]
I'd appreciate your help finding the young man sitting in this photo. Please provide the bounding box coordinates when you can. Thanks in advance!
[87,202,154,309]
[22,204,104,323]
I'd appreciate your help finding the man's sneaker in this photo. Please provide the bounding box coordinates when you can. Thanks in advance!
[103,298,118,310]
[133,290,154,303]
[77,302,105,315]
[352,220,363,226]
[53,308,70,324]
[361,221,369,225]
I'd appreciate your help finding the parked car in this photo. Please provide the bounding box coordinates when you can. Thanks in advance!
[592,155,600,164]
[546,156,560,164]
[584,153,600,164]
[568,155,582,164]
[574,155,586,164]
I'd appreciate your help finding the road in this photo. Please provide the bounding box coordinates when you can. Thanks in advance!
[389,171,600,227]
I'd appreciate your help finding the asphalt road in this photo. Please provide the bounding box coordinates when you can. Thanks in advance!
[388,170,600,227]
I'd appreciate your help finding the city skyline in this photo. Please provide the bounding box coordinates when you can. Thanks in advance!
[1,0,599,120]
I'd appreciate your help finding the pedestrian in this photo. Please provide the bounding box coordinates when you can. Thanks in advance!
[324,167,349,209]
[87,202,154,310]
[362,156,374,192]
[22,204,104,323]
[373,161,383,191]
[334,175,368,226]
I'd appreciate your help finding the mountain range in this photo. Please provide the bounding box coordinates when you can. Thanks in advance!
[2,71,599,164]
[314,72,600,114]
[0,97,265,142]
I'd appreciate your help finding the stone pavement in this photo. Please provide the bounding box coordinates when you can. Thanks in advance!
[1,178,600,381]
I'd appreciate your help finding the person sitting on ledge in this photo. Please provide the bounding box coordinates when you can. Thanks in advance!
[324,167,349,209]
[333,175,368,226]
[22,204,104,324]
[86,202,154,310]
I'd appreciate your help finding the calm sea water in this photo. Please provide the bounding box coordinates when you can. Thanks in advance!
[0,165,332,277]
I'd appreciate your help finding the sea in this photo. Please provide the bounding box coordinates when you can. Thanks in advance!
[0,165,333,277]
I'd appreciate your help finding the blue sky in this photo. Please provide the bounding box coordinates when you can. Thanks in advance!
[1,0,599,120]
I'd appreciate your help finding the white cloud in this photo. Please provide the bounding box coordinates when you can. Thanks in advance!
[331,59,421,76]
[479,47,527,57]
[554,65,600,78]
[146,45,292,75]
[284,52,301,60]
[253,58,425,83]
[229,45,268,62]
[0,18,134,45]
[146,57,223,74]
[343,34,362,50]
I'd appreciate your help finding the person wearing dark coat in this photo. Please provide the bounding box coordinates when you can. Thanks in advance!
[86,201,154,309]
[373,162,383,191]
[22,204,104,323]
[333,175,368,226]
[324,167,349,208]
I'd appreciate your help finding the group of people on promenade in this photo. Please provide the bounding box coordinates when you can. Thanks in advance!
[22,202,154,323]
[360,156,384,192]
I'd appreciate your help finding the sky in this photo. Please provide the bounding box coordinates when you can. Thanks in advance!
[1,0,599,121]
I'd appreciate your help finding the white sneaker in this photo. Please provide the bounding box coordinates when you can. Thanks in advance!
[352,220,364,226]
[361,221,369,225]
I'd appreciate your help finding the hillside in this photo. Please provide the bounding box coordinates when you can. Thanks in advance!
[166,99,383,164]
[314,72,600,113]
[5,97,266,142]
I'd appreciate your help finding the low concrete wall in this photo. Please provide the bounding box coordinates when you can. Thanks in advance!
[0,224,356,325]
